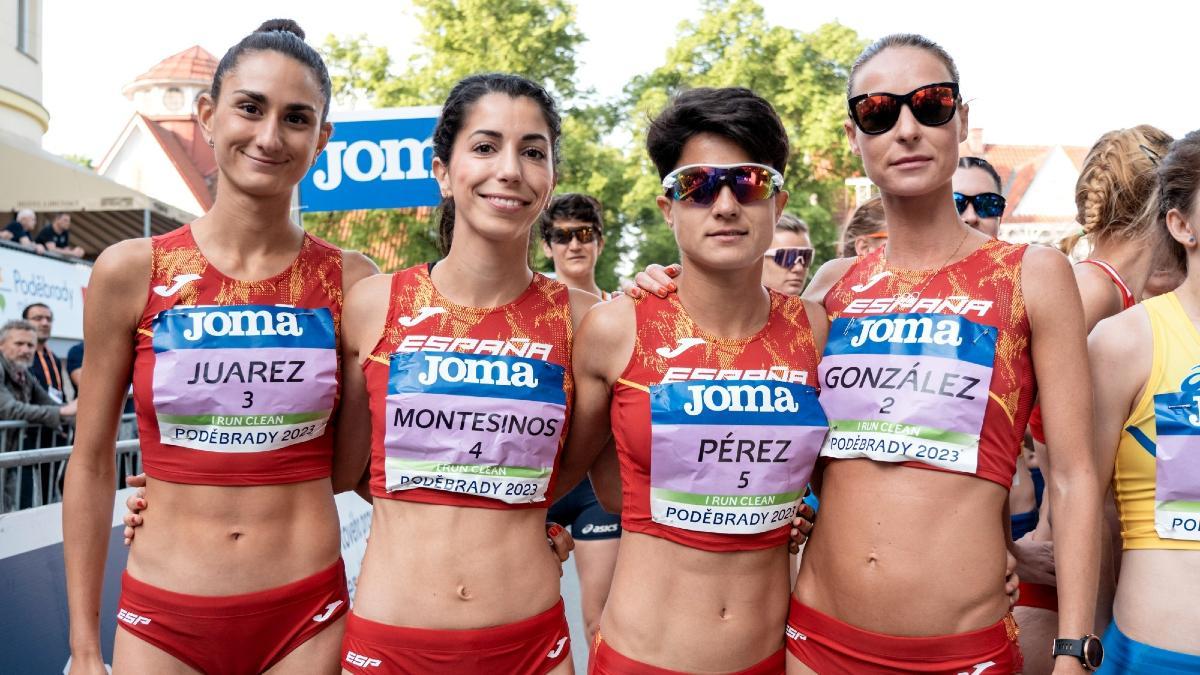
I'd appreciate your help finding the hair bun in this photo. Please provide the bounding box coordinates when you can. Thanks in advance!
[256,19,305,40]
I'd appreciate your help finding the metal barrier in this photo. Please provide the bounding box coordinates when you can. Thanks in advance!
[0,415,140,513]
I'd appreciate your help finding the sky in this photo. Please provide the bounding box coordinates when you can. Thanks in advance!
[40,0,1200,161]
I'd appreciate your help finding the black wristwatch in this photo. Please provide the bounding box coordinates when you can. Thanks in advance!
[1052,635,1104,671]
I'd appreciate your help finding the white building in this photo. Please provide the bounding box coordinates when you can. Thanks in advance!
[98,46,217,217]
[0,0,48,143]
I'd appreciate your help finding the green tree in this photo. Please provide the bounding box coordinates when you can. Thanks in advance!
[313,0,633,288]
[620,0,865,270]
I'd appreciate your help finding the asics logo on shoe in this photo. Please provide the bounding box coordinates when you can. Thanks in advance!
[313,600,343,622]
[958,662,995,675]
[117,608,151,626]
[345,651,382,668]
[656,337,705,359]
[785,626,805,641]
[547,636,569,659]
[851,271,892,293]
[398,306,447,327]
[153,273,202,297]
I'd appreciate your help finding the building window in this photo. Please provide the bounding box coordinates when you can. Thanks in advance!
[17,0,38,60]
[163,87,184,112]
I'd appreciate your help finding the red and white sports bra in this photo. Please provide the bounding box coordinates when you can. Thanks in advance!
[132,224,344,486]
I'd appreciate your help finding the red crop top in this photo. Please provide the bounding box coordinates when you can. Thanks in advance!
[365,265,574,510]
[610,291,826,552]
[132,224,343,485]
[820,239,1035,488]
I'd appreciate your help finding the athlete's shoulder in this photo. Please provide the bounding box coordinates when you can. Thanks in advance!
[1018,243,1070,275]
[1089,304,1151,380]
[341,250,381,289]
[802,256,856,304]
[346,272,394,306]
[578,292,635,343]
[92,237,153,283]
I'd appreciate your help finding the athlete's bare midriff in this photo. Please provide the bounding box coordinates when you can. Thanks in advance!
[352,499,562,629]
[795,458,1010,636]
[1113,550,1200,654]
[601,531,787,670]
[127,477,340,594]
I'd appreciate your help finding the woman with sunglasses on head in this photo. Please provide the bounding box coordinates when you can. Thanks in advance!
[761,213,815,295]
[632,35,1070,675]
[839,196,887,257]
[560,86,829,674]
[336,73,597,675]
[64,20,378,675]
[955,157,1006,238]
[1089,130,1200,673]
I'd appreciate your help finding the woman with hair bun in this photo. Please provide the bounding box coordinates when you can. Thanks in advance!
[64,19,378,675]
[1090,130,1200,673]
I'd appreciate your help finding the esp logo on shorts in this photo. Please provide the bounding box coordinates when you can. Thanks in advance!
[345,651,382,668]
[116,609,151,626]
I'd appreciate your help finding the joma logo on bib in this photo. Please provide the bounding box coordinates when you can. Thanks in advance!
[182,309,303,342]
[683,383,801,416]
[416,354,539,388]
[848,316,963,348]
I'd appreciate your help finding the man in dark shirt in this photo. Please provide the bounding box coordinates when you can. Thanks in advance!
[5,209,44,252]
[22,304,66,403]
[34,213,85,257]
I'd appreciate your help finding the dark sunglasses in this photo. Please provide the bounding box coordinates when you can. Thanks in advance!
[953,192,1006,219]
[765,247,814,269]
[662,163,784,206]
[848,82,960,136]
[547,225,600,245]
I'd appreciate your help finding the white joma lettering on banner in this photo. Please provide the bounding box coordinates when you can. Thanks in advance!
[182,309,303,341]
[683,384,800,416]
[417,354,539,387]
[313,138,434,190]
[848,316,963,348]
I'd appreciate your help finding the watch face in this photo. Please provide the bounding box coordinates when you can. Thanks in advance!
[1084,636,1104,668]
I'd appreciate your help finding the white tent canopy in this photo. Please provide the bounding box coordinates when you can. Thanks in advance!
[0,130,191,252]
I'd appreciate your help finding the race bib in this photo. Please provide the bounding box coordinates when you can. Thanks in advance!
[818,313,995,474]
[383,350,566,504]
[1152,366,1200,541]
[649,380,828,534]
[151,305,338,453]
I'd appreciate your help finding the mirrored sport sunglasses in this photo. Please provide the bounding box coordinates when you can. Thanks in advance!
[662,163,784,206]
[953,191,1006,219]
[764,247,814,269]
[547,225,601,245]
[848,82,960,136]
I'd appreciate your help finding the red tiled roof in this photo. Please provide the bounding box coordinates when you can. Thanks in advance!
[958,140,1089,218]
[139,114,216,211]
[133,46,217,83]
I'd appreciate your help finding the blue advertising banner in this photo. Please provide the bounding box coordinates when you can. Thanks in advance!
[298,107,442,213]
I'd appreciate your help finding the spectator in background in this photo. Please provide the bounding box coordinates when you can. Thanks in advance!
[35,213,85,258]
[955,156,1006,239]
[761,213,814,295]
[22,303,66,404]
[0,319,74,424]
[839,195,886,257]
[6,209,45,252]
[538,193,621,649]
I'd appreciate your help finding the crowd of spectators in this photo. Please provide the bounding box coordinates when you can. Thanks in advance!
[4,209,86,258]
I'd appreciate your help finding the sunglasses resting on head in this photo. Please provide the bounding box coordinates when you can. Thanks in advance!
[848,82,960,135]
[662,163,784,205]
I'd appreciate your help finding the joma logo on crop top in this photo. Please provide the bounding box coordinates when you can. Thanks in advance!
[683,383,801,416]
[842,296,993,317]
[417,354,539,387]
[398,335,552,360]
[181,309,303,342]
[848,317,963,348]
